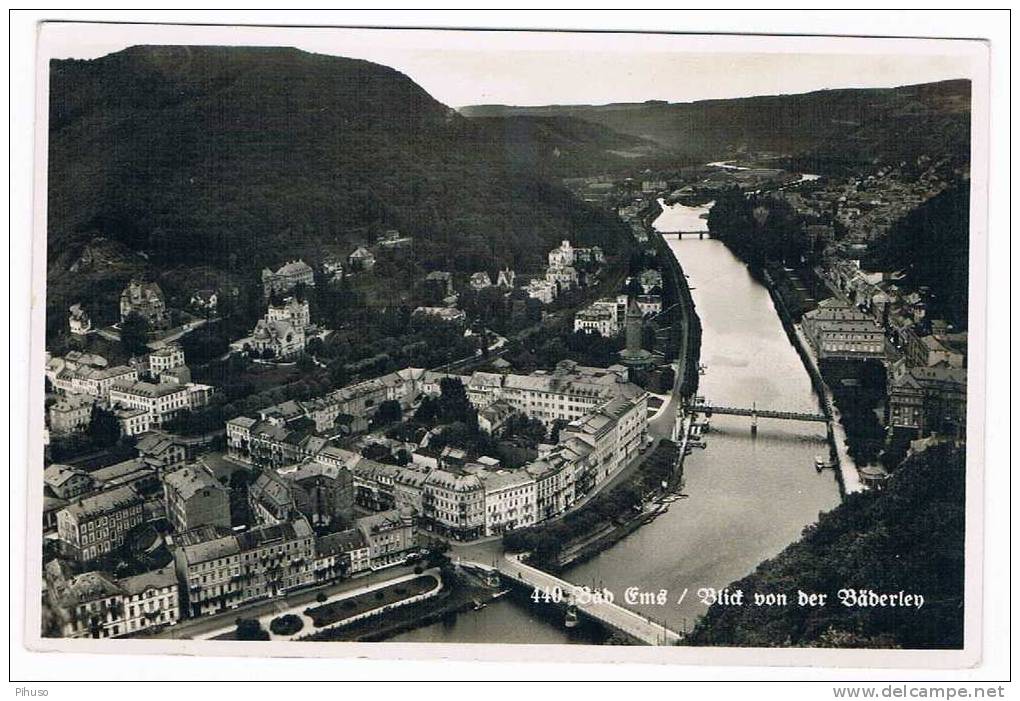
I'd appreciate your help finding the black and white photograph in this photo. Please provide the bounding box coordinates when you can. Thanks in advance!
[11,12,1006,684]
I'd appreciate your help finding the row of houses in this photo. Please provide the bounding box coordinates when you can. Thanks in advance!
[45,504,417,637]
[224,361,649,541]
[44,560,180,639]
[46,345,213,437]
[813,260,968,440]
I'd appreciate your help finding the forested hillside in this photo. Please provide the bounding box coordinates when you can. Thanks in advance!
[867,183,971,328]
[46,46,636,338]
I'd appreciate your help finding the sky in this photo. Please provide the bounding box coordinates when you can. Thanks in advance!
[40,24,978,109]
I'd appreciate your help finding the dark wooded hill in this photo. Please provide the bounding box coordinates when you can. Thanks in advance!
[462,80,971,170]
[46,46,642,337]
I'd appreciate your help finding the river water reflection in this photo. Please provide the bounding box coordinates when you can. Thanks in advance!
[389,200,840,643]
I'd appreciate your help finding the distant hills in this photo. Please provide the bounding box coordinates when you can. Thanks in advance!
[46,46,640,337]
[462,80,972,169]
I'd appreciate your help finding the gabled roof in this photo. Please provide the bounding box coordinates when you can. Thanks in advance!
[164,465,225,501]
[61,485,142,520]
[315,529,367,557]
[118,566,176,596]
[44,464,88,488]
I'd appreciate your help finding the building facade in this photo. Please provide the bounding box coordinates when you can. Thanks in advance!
[56,486,146,563]
[163,464,231,533]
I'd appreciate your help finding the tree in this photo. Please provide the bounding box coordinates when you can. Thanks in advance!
[120,312,150,356]
[413,396,439,425]
[234,618,270,641]
[88,404,122,447]
[549,418,570,443]
[438,377,471,423]
[372,399,402,427]
[504,412,546,444]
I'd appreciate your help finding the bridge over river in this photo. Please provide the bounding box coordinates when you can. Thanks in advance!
[460,555,683,645]
[698,403,827,423]
[659,230,711,239]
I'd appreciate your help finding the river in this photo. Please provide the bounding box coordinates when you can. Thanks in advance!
[389,198,840,643]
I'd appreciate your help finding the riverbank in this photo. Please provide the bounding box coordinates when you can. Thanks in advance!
[504,437,686,573]
[761,266,863,496]
[643,198,702,400]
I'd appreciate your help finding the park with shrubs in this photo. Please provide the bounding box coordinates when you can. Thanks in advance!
[303,575,439,628]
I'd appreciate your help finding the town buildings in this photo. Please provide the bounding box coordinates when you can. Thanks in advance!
[239,318,306,359]
[801,298,886,362]
[313,529,370,581]
[421,469,485,541]
[277,459,356,528]
[68,303,92,336]
[44,561,179,638]
[356,509,417,568]
[574,301,619,337]
[249,470,295,525]
[266,296,311,331]
[56,485,146,563]
[120,280,169,328]
[163,464,231,533]
[44,464,95,501]
[887,361,968,438]
[48,395,94,435]
[261,260,315,297]
[466,361,647,428]
[108,379,213,427]
[525,278,557,304]
[147,343,186,381]
[135,432,188,472]
[50,363,139,401]
[482,471,536,537]
[113,406,151,436]
[348,247,376,271]
[171,517,316,618]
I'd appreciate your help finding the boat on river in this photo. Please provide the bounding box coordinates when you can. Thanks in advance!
[814,455,836,471]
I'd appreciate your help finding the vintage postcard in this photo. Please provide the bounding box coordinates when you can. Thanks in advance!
[24,21,990,668]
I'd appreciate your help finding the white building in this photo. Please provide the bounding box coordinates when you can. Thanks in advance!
[525,279,557,304]
[109,380,212,427]
[545,264,578,291]
[148,343,186,379]
[113,406,152,436]
[496,268,516,288]
[266,296,311,331]
[574,300,620,337]
[469,271,492,291]
[68,304,92,336]
[481,471,537,536]
[466,362,643,428]
[64,365,139,400]
[413,306,467,325]
[421,469,485,541]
